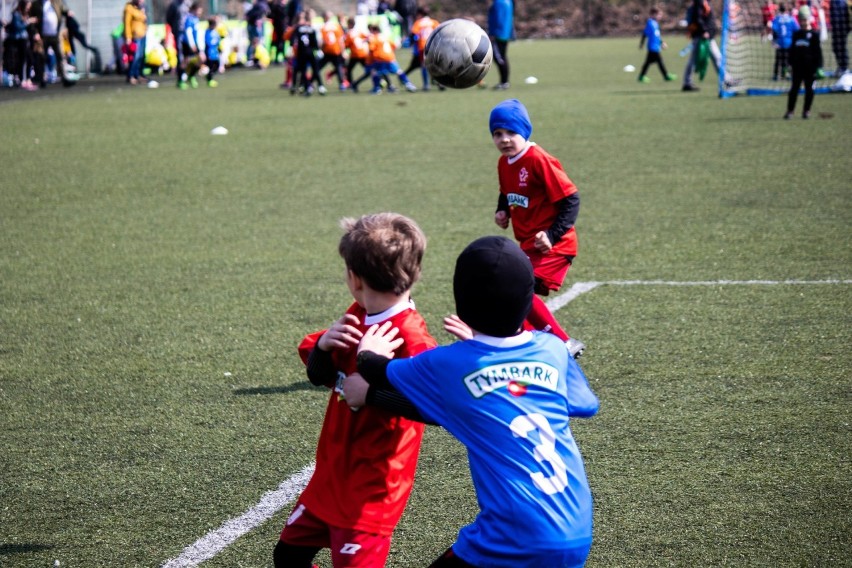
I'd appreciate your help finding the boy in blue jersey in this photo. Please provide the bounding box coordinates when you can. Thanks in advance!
[638,6,676,83]
[204,16,221,87]
[343,235,599,568]
[771,4,798,80]
[180,3,205,88]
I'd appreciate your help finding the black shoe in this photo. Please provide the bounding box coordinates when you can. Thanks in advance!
[783,111,793,119]
[682,84,699,92]
[802,111,810,119]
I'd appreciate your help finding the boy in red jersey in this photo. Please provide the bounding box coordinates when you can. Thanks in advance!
[273,212,437,568]
[489,98,586,358]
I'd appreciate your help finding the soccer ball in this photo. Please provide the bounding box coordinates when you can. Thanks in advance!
[424,19,493,89]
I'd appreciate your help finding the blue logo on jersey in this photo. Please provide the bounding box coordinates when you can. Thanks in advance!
[507,193,529,208]
[464,362,559,398]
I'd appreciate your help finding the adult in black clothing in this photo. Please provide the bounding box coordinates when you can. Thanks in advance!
[166,0,189,87]
[785,7,823,119]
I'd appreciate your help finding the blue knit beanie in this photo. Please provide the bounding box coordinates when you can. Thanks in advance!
[489,99,533,140]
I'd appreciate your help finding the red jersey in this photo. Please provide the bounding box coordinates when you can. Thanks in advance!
[497,143,579,257]
[296,300,436,536]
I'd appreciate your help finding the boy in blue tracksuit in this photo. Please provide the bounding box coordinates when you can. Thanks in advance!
[204,16,221,87]
[638,6,676,83]
[344,235,599,568]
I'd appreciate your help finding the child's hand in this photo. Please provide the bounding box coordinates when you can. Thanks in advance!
[534,230,553,252]
[443,314,474,341]
[342,373,369,407]
[495,210,509,229]
[358,321,404,358]
[317,313,363,351]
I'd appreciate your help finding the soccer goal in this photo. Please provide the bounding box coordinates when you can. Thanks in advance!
[719,0,852,97]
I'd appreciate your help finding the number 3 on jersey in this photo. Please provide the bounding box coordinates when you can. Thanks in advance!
[510,413,568,495]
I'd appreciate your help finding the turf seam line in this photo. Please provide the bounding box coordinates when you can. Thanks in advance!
[160,463,315,568]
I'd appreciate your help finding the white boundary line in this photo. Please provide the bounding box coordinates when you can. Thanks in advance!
[162,277,851,567]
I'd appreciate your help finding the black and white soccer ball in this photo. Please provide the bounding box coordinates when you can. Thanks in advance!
[424,19,493,89]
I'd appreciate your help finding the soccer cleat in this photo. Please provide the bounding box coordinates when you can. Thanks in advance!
[665,73,677,81]
[783,111,793,119]
[682,84,699,91]
[638,75,650,83]
[317,85,327,95]
[371,87,382,95]
[404,82,417,92]
[802,111,810,119]
[493,82,510,90]
[207,79,218,88]
[565,338,586,359]
[178,81,188,90]
[189,77,198,89]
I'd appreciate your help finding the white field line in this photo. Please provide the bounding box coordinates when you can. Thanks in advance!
[161,463,315,568]
[546,279,852,311]
[162,277,851,566]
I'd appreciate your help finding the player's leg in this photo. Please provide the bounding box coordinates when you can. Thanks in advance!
[802,68,816,117]
[273,540,321,568]
[525,252,585,357]
[638,52,653,81]
[655,52,672,80]
[274,502,326,568]
[785,69,802,116]
[682,38,698,90]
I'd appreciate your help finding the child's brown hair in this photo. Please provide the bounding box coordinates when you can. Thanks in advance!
[338,213,426,296]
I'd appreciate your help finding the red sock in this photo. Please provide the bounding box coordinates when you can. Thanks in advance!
[526,294,570,341]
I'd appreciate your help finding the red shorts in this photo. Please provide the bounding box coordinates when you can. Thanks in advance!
[279,501,392,567]
[525,248,573,292]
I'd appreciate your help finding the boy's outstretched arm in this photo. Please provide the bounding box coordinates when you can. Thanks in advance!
[565,358,599,418]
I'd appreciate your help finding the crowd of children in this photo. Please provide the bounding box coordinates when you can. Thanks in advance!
[276,6,436,96]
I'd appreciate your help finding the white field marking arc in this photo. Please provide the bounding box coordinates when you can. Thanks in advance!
[162,277,851,567]
[161,463,315,568]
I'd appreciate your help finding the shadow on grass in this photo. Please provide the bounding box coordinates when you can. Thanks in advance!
[0,543,54,555]
[232,382,316,396]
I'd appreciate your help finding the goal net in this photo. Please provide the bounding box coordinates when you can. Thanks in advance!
[719,0,852,97]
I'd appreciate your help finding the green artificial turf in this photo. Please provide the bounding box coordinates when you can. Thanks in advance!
[1,37,850,567]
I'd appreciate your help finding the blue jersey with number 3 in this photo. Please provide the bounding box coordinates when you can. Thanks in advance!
[386,331,598,568]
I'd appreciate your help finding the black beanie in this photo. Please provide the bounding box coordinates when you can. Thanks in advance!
[453,236,534,337]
